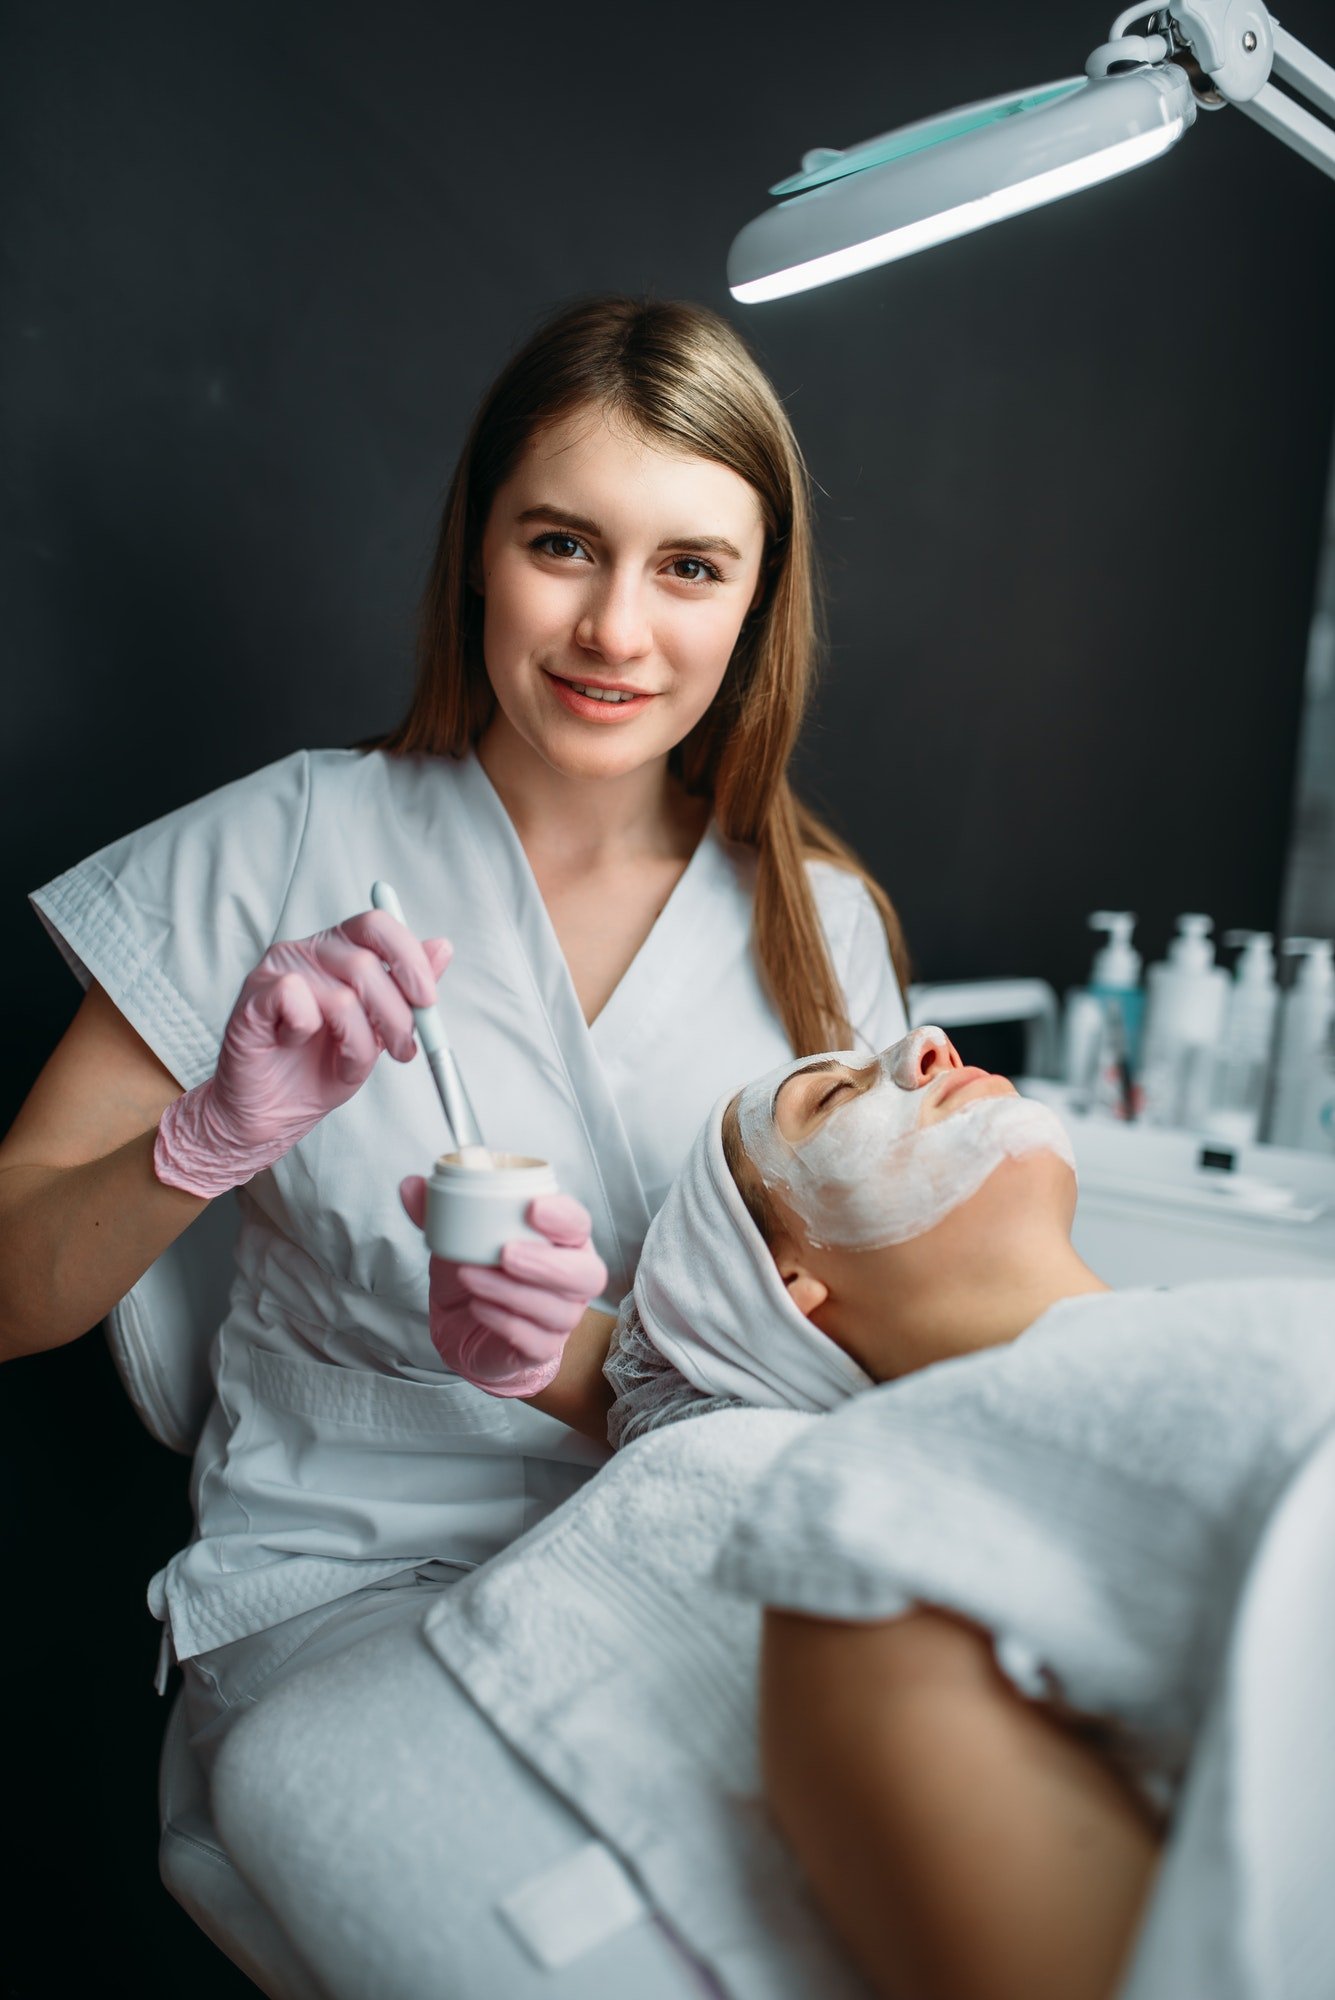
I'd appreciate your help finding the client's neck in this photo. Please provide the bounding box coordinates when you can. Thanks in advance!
[839,1231,1110,1383]
[946,1237,1109,1361]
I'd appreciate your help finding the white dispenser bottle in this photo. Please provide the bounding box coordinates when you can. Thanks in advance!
[1203,931,1278,1145]
[1266,939,1335,1153]
[1062,912,1143,1119]
[1139,914,1229,1131]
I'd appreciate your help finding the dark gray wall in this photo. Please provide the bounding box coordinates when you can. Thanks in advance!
[4,2,1333,1991]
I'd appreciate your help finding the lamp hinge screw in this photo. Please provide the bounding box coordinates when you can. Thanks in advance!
[1243,28,1258,51]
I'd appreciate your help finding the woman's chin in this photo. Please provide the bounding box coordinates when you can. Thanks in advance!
[530,711,678,783]
[481,702,653,784]
[547,732,666,782]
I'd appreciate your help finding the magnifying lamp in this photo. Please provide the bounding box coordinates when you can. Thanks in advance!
[728,2,1334,302]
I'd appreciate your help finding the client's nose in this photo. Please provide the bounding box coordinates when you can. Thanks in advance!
[904,1028,964,1088]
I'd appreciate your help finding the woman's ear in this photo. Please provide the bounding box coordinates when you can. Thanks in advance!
[776,1250,828,1321]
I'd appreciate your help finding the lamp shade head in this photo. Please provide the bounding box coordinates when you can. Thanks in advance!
[728,65,1196,302]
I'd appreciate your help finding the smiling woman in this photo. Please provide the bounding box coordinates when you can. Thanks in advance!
[377,295,908,1051]
[6,292,920,1992]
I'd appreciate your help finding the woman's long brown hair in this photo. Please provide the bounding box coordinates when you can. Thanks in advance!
[375,295,909,1055]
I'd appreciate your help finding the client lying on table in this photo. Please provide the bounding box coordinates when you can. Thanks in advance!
[603,1026,1335,2000]
[604,1023,1099,1438]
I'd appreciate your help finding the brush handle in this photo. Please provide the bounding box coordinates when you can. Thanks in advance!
[370,880,484,1149]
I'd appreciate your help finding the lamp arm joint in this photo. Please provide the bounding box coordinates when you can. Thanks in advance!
[1166,3,1335,176]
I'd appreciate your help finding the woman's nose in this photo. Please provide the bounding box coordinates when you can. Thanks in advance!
[901,1028,963,1088]
[575,572,652,665]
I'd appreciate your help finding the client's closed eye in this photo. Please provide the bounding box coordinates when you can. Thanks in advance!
[774,1059,862,1141]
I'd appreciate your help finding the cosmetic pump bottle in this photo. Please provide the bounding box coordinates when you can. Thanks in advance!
[1202,931,1279,1145]
[1062,911,1143,1119]
[1265,939,1335,1154]
[1139,914,1229,1131]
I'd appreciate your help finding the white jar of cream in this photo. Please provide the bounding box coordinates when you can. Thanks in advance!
[425,1151,559,1266]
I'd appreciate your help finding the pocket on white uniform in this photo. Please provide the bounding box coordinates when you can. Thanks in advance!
[220,1344,529,1572]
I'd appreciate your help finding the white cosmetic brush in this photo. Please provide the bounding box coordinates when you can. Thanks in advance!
[370,881,490,1164]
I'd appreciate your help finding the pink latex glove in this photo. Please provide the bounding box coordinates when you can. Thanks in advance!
[155,913,452,1198]
[399,1177,608,1397]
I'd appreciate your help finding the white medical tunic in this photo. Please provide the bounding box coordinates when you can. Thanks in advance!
[32,748,907,1662]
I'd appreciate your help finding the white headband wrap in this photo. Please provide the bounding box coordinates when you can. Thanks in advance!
[633,1064,872,1413]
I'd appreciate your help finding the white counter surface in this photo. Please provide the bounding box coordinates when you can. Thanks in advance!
[1016,1079,1335,1289]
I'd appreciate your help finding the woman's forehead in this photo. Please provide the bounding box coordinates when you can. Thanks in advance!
[512,406,765,529]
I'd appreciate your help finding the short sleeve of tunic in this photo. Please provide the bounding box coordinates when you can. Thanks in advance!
[30,751,313,1089]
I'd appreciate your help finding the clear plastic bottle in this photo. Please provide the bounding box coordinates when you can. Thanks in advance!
[1062,912,1143,1119]
[1265,939,1335,1153]
[1203,931,1278,1145]
[1139,914,1229,1131]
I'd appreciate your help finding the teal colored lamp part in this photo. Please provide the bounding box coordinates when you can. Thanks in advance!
[728,3,1335,302]
[767,80,1088,198]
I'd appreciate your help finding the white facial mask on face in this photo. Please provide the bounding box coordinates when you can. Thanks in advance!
[736,1029,1076,1250]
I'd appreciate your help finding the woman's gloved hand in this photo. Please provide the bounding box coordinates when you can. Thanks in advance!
[398,1178,608,1397]
[154,913,452,1199]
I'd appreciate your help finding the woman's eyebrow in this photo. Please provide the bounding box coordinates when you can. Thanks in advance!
[663,533,743,560]
[514,504,742,563]
[515,504,601,535]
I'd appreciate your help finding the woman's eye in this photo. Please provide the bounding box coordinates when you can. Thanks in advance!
[816,1079,854,1114]
[531,532,590,562]
[667,555,722,585]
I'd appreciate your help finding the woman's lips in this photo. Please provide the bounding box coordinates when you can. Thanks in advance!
[544,669,658,723]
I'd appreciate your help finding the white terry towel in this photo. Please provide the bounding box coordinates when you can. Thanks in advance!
[1122,1422,1335,2000]
[427,1278,1335,2000]
[717,1279,1335,1791]
[633,1058,871,1412]
[423,1405,875,2000]
[715,1276,1335,2000]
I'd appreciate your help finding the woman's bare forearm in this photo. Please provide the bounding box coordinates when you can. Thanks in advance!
[0,1130,207,1361]
[761,1606,1161,2000]
[522,1307,617,1442]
